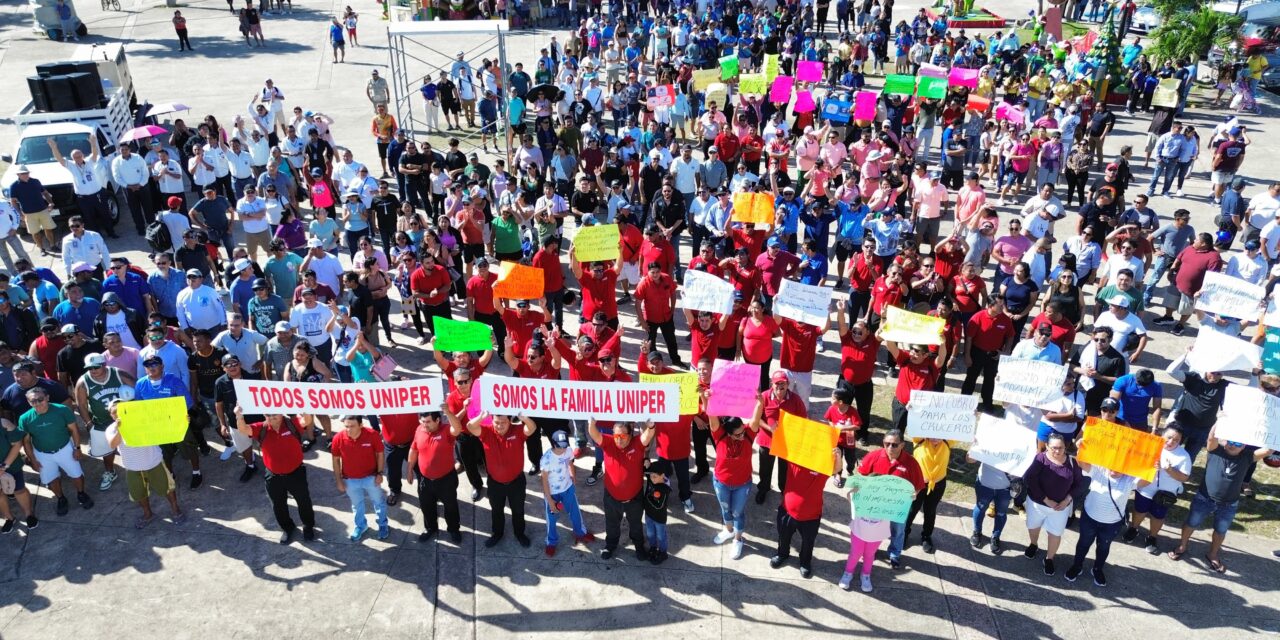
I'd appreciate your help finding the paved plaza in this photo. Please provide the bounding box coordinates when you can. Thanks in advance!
[0,0,1278,636]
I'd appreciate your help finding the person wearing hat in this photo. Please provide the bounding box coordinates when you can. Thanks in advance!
[18,383,95,515]
[135,353,204,488]
[235,181,272,262]
[641,457,674,564]
[0,292,37,350]
[538,428,595,557]
[6,164,57,256]
[74,352,136,491]
[1210,127,1250,204]
[175,268,228,337]
[51,322,94,387]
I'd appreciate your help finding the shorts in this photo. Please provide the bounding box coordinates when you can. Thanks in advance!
[377,141,390,159]
[126,462,174,502]
[248,24,263,36]
[1211,170,1235,185]
[24,211,56,234]
[834,239,855,263]
[620,260,640,285]
[916,217,940,241]
[671,114,686,129]
[1025,498,1070,536]
[34,442,85,485]
[332,41,345,51]
[1132,492,1170,520]
[462,242,485,263]
[1145,132,1160,154]
[442,100,460,115]
[1036,421,1077,443]
[1177,292,1195,316]
[510,122,527,136]
[245,229,273,257]
[480,116,497,134]
[1186,490,1238,535]
[2,470,26,494]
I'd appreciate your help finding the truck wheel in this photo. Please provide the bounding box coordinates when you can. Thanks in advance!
[106,187,123,228]
[76,23,88,37]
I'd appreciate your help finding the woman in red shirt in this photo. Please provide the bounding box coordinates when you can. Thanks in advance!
[737,296,781,391]
[879,327,949,431]
[949,261,987,326]
[707,411,758,561]
[836,304,879,446]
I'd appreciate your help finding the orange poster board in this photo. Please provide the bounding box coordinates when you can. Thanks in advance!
[771,411,839,476]
[493,261,545,300]
[1076,417,1163,482]
[730,192,776,226]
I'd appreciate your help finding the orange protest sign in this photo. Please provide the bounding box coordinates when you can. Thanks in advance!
[493,261,545,300]
[730,192,776,226]
[1077,417,1163,482]
[966,94,991,113]
[771,411,838,476]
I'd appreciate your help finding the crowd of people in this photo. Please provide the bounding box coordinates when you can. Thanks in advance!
[2,0,1279,593]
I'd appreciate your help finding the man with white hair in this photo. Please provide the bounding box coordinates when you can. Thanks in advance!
[49,138,117,238]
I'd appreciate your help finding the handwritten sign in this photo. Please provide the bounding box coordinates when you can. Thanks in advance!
[719,55,740,80]
[1196,271,1264,320]
[1077,417,1163,482]
[796,60,824,83]
[949,67,979,89]
[646,84,675,108]
[880,306,944,345]
[854,90,879,121]
[822,98,852,124]
[992,357,1068,409]
[1152,78,1181,108]
[640,372,700,415]
[116,397,190,447]
[763,54,781,82]
[478,375,680,421]
[730,191,776,226]
[233,378,445,415]
[794,90,816,114]
[907,391,978,441]
[693,68,721,92]
[707,360,760,417]
[1217,384,1280,449]
[882,74,916,95]
[433,317,494,352]
[968,413,1038,476]
[493,261,545,299]
[848,474,914,523]
[770,75,794,103]
[573,223,620,262]
[739,73,767,96]
[680,268,734,316]
[774,279,833,327]
[705,83,728,111]
[771,411,838,476]
[1187,328,1263,374]
[916,76,948,100]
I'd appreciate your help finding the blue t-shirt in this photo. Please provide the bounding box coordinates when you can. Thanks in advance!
[798,253,829,285]
[9,178,48,214]
[1111,374,1163,425]
[329,23,344,45]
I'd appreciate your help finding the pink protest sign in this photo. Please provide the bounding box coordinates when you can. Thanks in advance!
[995,102,1024,124]
[770,76,794,103]
[949,67,979,89]
[854,90,878,121]
[794,90,816,113]
[796,61,824,83]
[468,374,494,426]
[918,63,947,79]
[707,360,761,418]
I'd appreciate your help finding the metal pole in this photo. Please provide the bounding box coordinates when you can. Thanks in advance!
[497,23,512,168]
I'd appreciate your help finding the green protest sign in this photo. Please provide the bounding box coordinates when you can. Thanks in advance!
[433,317,494,352]
[738,73,767,96]
[916,75,948,99]
[882,74,916,95]
[847,474,915,522]
[574,224,620,262]
[719,55,740,80]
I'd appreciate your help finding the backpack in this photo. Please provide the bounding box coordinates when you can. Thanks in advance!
[145,219,172,253]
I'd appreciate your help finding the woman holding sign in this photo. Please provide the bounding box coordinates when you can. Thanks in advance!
[1066,460,1149,587]
[707,404,758,561]
[1022,433,1086,576]
[856,429,925,570]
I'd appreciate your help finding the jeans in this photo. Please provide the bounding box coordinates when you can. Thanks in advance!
[545,484,588,546]
[383,441,410,495]
[1148,158,1179,195]
[645,517,669,551]
[344,228,369,258]
[1142,254,1173,307]
[973,484,1011,538]
[1036,165,1060,189]
[888,520,906,560]
[713,477,751,532]
[1174,160,1192,190]
[344,475,388,531]
[1070,511,1123,572]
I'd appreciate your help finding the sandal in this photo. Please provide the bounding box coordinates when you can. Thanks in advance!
[1207,556,1227,573]
[135,515,155,529]
[1167,548,1186,561]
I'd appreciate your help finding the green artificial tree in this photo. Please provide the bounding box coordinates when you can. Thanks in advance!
[1085,13,1127,101]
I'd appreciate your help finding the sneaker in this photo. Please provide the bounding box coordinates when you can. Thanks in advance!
[25,515,38,529]
[835,476,846,489]
[349,527,368,542]
[378,527,390,541]
[586,468,602,485]
[997,198,1006,206]
[1044,557,1056,576]
[889,558,901,570]
[99,471,117,490]
[754,487,769,504]
[816,341,825,353]
[0,520,13,534]
[970,533,982,548]
[713,529,735,545]
[76,491,94,509]
[418,529,437,542]
[921,537,935,554]
[799,566,812,579]
[682,498,695,513]
[1144,536,1160,554]
[1175,189,1184,197]
[732,538,745,559]
[471,487,483,501]
[860,575,874,592]
[239,466,257,483]
[1065,564,1081,582]
[515,533,532,548]
[302,526,315,541]
[545,545,557,557]
[651,549,668,564]
[1024,544,1039,559]
[575,532,597,544]
[1152,316,1175,326]
[219,447,236,461]
[1172,323,1185,336]
[1092,567,1107,587]
[527,467,540,476]
[189,473,203,490]
[991,537,1003,554]
[839,571,854,591]
[387,491,400,506]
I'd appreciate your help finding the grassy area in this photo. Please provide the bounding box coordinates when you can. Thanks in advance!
[1014,19,1092,45]
[856,386,1280,540]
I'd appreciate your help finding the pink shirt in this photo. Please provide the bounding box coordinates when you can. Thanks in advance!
[914,184,948,219]
[1010,142,1035,173]
[820,142,848,168]
[993,234,1033,274]
[955,185,987,227]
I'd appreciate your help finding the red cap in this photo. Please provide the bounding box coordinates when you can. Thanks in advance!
[167,196,184,209]
[771,370,790,383]
[598,348,615,359]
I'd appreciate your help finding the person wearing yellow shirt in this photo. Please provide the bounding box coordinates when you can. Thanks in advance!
[904,437,954,554]
[1027,69,1052,120]
[1247,50,1269,96]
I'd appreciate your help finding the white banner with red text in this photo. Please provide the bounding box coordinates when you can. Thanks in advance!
[478,375,681,421]
[233,378,444,415]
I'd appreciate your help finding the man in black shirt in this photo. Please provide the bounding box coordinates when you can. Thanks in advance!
[369,181,401,252]
[444,138,468,181]
[1086,104,1116,167]
[55,326,100,389]
[1072,326,1129,415]
[397,144,428,210]
[188,329,228,437]
[303,130,334,178]
[570,177,601,223]
[214,354,260,481]
[1166,349,1228,460]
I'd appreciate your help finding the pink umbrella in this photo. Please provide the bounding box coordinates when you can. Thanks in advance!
[146,102,191,117]
[120,124,170,143]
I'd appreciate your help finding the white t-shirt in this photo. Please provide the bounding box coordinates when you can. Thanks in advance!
[307,253,345,294]
[1039,390,1085,433]
[1100,254,1145,286]
[539,446,576,495]
[104,422,164,472]
[1138,446,1192,498]
[103,311,141,349]
[1095,310,1146,352]
[1082,465,1137,524]
[237,197,270,234]
[1246,191,1280,230]
[289,303,335,347]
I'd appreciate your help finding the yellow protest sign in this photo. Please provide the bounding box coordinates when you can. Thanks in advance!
[730,192,775,226]
[739,73,767,96]
[639,372,700,415]
[771,411,838,476]
[493,261,545,300]
[705,82,729,111]
[1151,78,1181,109]
[1077,417,1163,482]
[763,54,781,82]
[573,224,620,262]
[692,68,721,92]
[880,306,945,346]
[117,397,190,447]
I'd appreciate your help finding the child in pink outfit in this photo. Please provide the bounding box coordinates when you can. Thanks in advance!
[840,504,892,592]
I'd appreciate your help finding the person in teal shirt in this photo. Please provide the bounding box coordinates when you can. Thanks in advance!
[264,241,305,300]
[491,208,524,261]
[0,416,37,530]
[18,389,92,514]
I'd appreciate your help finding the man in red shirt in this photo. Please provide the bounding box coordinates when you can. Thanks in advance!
[880,328,950,430]
[755,237,801,307]
[842,238,881,321]
[494,295,549,359]
[857,429,925,569]
[616,206,644,303]
[588,417,657,561]
[769,450,835,579]
[684,307,729,365]
[378,409,419,506]
[235,407,315,544]
[1027,301,1077,353]
[635,261,685,367]
[532,236,566,330]
[720,247,763,302]
[465,258,505,348]
[773,313,828,404]
[407,409,465,542]
[409,251,452,343]
[569,247,621,329]
[639,225,677,276]
[961,295,1016,411]
[714,128,741,172]
[687,241,723,277]
[446,373,485,500]
[331,415,389,542]
[755,370,808,504]
[464,411,538,548]
[1158,232,1225,335]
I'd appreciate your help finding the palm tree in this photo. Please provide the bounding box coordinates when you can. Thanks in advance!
[1148,0,1201,19]
[1147,6,1243,64]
